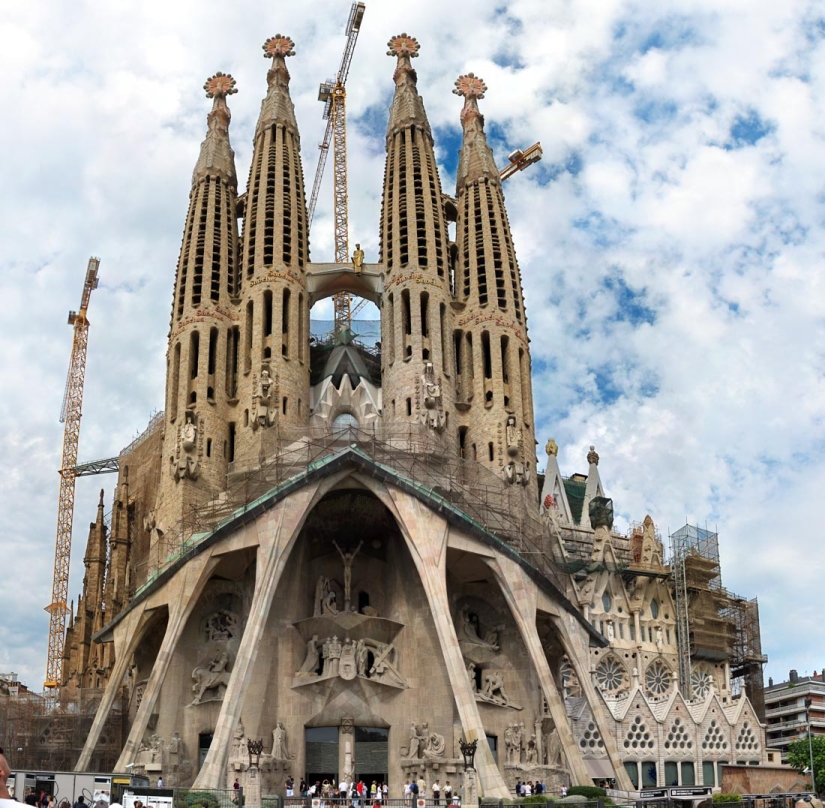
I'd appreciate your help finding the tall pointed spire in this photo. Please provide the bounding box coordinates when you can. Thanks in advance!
[453,74,500,189]
[380,34,455,446]
[451,73,537,495]
[193,72,238,187]
[580,445,606,530]
[385,34,430,138]
[258,35,299,136]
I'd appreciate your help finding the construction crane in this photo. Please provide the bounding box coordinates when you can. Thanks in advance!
[307,1,365,334]
[499,142,543,182]
[44,257,100,693]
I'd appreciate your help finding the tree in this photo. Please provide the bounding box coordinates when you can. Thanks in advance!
[787,735,825,794]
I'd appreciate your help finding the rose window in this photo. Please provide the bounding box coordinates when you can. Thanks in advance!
[645,660,672,696]
[691,669,714,698]
[596,657,626,693]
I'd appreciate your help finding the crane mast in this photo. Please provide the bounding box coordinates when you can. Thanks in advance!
[44,257,100,693]
[308,2,365,334]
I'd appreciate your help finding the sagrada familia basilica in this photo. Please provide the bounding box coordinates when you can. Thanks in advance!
[59,28,768,799]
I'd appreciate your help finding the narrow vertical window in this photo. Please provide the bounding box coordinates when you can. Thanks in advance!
[481,331,492,379]
[420,292,429,337]
[282,288,291,358]
[208,327,218,376]
[245,300,253,373]
[297,292,305,362]
[189,331,200,379]
[228,422,236,463]
[401,289,411,335]
[458,426,468,459]
[170,342,181,420]
[263,290,273,337]
[440,303,448,376]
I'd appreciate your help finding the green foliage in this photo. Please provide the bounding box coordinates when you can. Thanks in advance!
[567,787,606,800]
[711,794,742,804]
[787,735,825,794]
[522,797,555,805]
[175,791,220,808]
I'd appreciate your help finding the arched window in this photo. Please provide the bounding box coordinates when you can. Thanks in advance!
[650,599,659,619]
[332,412,358,431]
[602,591,612,612]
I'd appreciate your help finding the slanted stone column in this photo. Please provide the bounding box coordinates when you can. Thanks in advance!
[193,486,319,787]
[486,556,595,786]
[115,554,219,771]
[76,603,151,771]
[386,487,509,798]
[555,608,634,791]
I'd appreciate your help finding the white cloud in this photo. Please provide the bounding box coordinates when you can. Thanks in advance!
[1,0,824,690]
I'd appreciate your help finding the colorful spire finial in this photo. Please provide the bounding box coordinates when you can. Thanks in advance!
[204,72,238,100]
[387,33,420,58]
[453,73,487,101]
[263,35,296,59]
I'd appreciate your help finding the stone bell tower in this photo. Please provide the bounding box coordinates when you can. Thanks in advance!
[451,74,537,493]
[379,34,454,436]
[157,72,242,532]
[234,35,311,465]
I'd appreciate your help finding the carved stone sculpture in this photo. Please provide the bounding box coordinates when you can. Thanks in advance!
[297,634,320,676]
[191,650,231,704]
[401,721,444,760]
[271,721,296,761]
[205,610,240,642]
[506,415,521,458]
[333,539,363,610]
[419,362,446,432]
[460,608,500,651]
[526,734,538,765]
[476,670,522,710]
[328,635,342,676]
[352,243,365,273]
[175,410,200,481]
[255,367,275,429]
[313,575,339,617]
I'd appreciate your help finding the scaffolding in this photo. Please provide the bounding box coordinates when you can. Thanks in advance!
[0,687,126,772]
[670,523,767,718]
[132,422,568,595]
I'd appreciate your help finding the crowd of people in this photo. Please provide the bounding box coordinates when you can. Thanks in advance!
[281,775,460,806]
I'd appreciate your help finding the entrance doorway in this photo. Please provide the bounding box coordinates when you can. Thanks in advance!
[198,732,213,772]
[355,727,388,786]
[306,726,339,786]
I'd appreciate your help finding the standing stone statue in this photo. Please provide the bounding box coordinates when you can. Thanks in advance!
[328,635,343,676]
[352,243,365,273]
[175,410,200,481]
[271,721,296,761]
[333,540,363,611]
[297,634,320,676]
[256,367,275,428]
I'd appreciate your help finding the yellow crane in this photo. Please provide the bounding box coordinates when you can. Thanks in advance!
[499,142,543,182]
[44,257,100,693]
[307,1,366,334]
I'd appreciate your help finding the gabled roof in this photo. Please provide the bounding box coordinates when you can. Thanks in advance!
[95,445,605,645]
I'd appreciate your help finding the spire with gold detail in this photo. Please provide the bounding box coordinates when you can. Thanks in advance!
[380,34,454,442]
[193,72,238,187]
[453,74,499,188]
[257,35,299,136]
[385,33,430,139]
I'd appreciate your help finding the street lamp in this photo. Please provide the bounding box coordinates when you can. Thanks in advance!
[459,738,478,771]
[805,698,816,795]
[247,738,264,769]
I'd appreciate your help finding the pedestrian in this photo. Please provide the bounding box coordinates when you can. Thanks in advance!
[286,775,295,799]
[443,783,452,804]
[0,747,14,805]
[432,781,440,806]
[71,796,86,808]
[156,778,163,788]
[408,779,419,806]
[515,781,522,798]
[561,785,568,798]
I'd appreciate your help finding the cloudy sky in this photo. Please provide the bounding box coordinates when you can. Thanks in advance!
[2,0,824,691]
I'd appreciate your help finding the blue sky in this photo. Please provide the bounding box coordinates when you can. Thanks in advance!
[1,0,824,689]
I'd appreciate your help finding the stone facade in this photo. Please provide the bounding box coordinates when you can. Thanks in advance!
[64,29,768,800]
